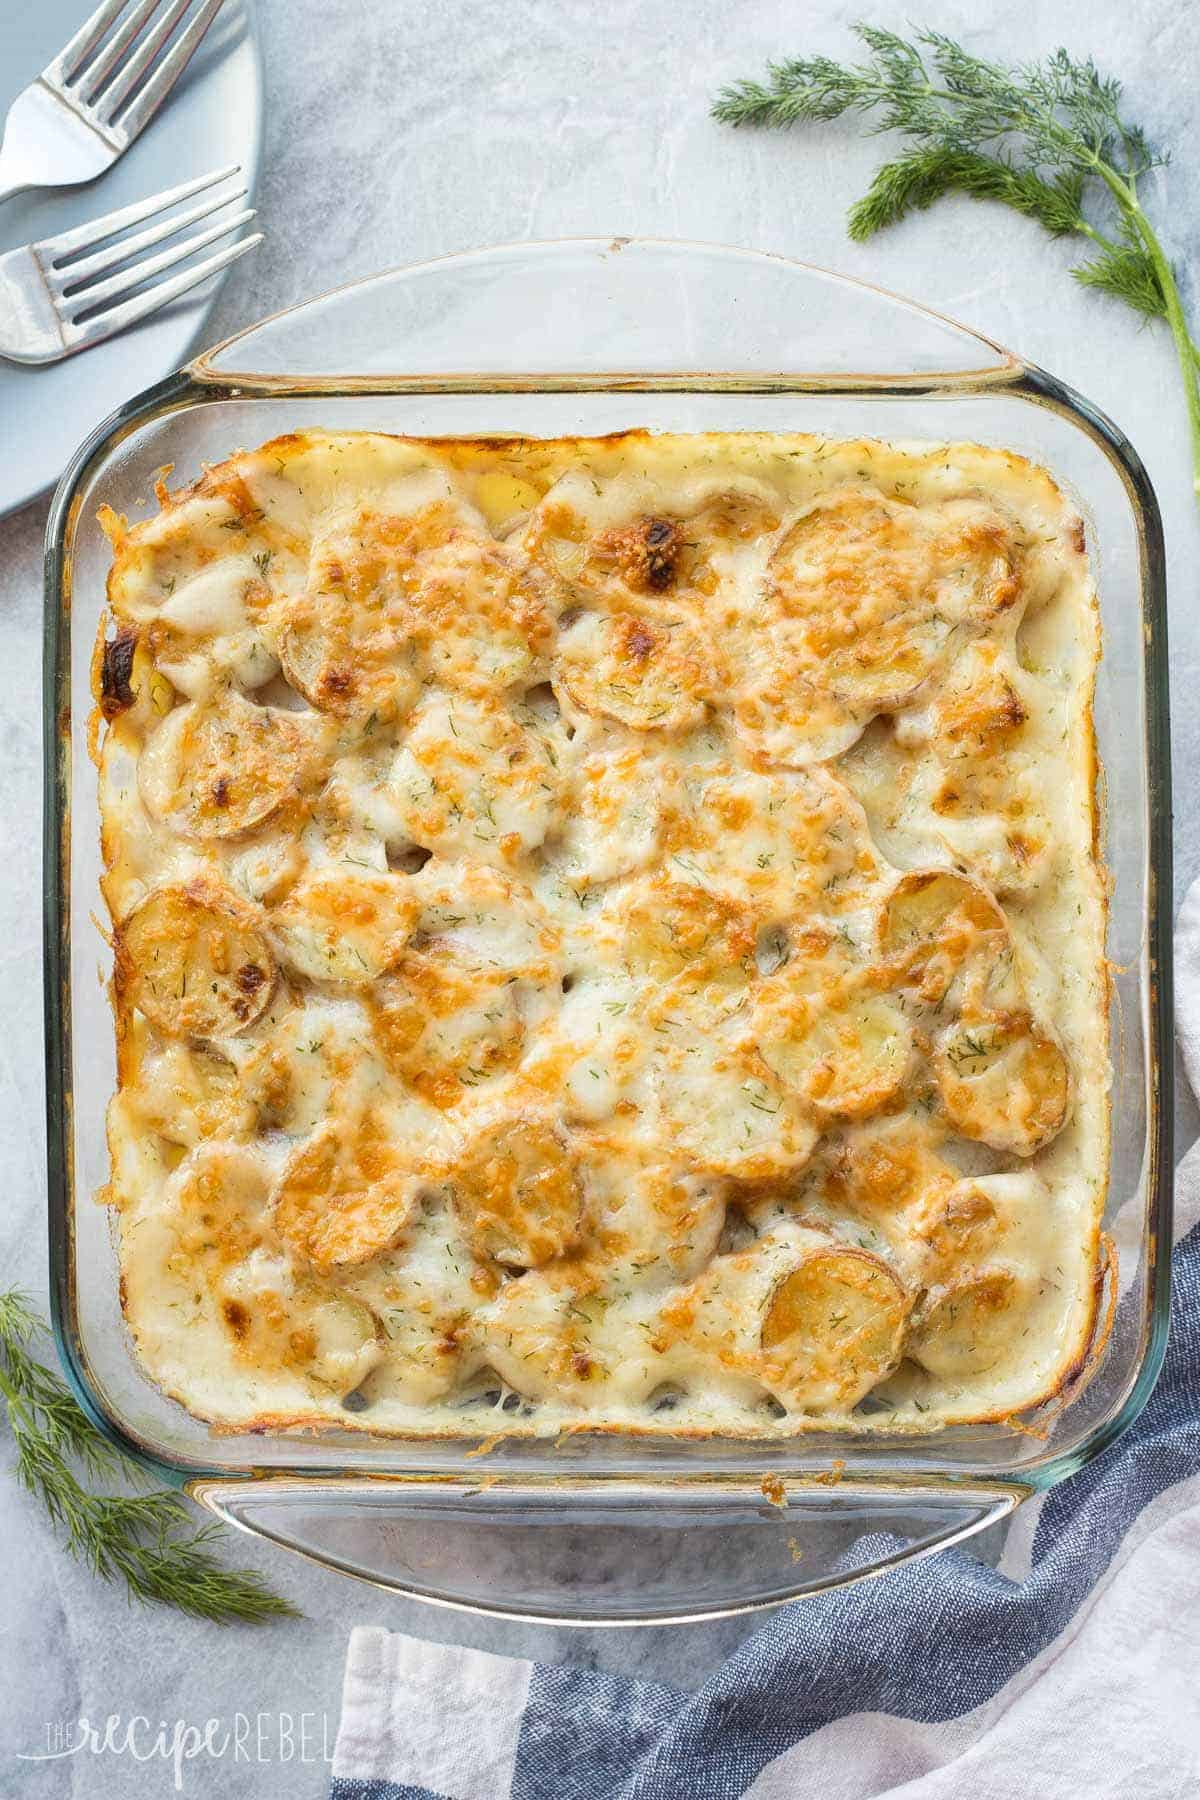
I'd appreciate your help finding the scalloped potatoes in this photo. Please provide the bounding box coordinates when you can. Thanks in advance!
[95,429,1108,1438]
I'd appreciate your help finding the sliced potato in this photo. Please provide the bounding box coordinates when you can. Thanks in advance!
[547,742,672,885]
[371,955,527,1105]
[622,881,756,991]
[413,863,559,973]
[217,1270,383,1393]
[238,997,462,1156]
[520,513,591,602]
[479,1259,675,1411]
[910,1179,1000,1283]
[277,502,468,718]
[349,1202,484,1407]
[905,1169,1055,1377]
[473,470,543,533]
[278,589,419,721]
[407,536,551,692]
[554,605,715,732]
[129,550,279,699]
[926,787,1054,900]
[761,1244,908,1410]
[305,1296,388,1390]
[124,1032,253,1147]
[668,763,879,914]
[122,543,282,698]
[94,625,175,726]
[167,1143,286,1356]
[755,983,913,1119]
[166,1142,273,1264]
[236,440,462,535]
[922,644,1052,893]
[449,1117,583,1269]
[907,1268,1021,1378]
[664,1224,908,1412]
[727,489,1019,763]
[767,489,1019,712]
[277,522,413,716]
[519,477,679,607]
[579,1150,725,1282]
[273,1116,424,1271]
[161,1141,386,1391]
[877,868,1014,1009]
[934,1011,1071,1155]
[137,690,317,840]
[479,1270,589,1402]
[477,1268,611,1406]
[654,1035,819,1180]
[387,692,558,866]
[837,1113,959,1216]
[271,868,418,985]
[674,487,783,586]
[118,881,275,1038]
[787,1116,961,1282]
[518,970,646,1125]
[522,474,780,609]
[227,833,305,906]
[729,652,866,767]
[877,866,1007,958]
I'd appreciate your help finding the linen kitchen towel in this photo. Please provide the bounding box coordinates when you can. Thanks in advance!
[329,886,1200,1800]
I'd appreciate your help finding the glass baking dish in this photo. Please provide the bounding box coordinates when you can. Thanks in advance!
[43,239,1174,1624]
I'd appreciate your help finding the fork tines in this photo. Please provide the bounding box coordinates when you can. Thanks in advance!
[39,165,260,355]
[45,0,228,145]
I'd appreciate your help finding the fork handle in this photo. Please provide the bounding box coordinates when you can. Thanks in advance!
[0,127,44,207]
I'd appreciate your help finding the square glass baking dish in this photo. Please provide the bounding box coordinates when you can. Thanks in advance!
[44,239,1173,1624]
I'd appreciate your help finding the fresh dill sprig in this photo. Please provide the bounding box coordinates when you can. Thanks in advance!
[714,27,1200,500]
[0,1290,297,1624]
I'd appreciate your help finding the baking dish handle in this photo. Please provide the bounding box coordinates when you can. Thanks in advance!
[189,1476,1028,1625]
[190,236,1019,388]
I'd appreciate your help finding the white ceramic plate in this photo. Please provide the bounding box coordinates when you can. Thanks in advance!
[0,1,262,519]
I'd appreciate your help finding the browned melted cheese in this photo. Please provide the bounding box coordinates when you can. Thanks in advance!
[95,430,1108,1437]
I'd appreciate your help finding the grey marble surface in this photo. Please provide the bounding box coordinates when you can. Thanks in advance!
[3,0,1199,1793]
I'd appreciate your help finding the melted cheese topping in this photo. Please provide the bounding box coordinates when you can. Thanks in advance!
[95,429,1108,1438]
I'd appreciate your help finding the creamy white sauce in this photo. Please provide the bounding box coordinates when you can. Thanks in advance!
[98,430,1108,1438]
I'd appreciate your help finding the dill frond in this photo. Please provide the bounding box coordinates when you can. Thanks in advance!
[0,1290,297,1624]
[713,25,1200,499]
[847,148,1085,242]
[712,59,870,128]
[1071,241,1167,319]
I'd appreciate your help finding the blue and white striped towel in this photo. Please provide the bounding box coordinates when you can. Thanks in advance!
[329,888,1200,1800]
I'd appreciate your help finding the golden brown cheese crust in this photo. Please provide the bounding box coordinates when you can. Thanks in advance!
[95,429,1109,1438]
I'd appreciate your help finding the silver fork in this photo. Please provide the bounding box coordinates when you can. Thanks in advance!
[0,165,260,363]
[0,0,229,205]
